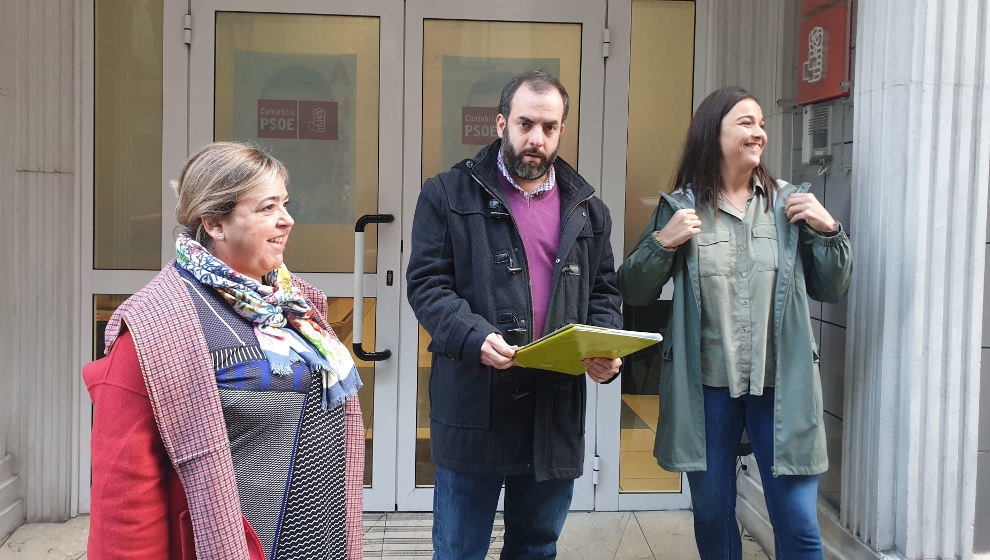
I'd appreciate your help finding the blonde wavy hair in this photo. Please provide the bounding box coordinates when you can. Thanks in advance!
[172,142,288,247]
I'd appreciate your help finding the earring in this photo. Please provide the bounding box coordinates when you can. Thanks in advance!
[218,233,224,239]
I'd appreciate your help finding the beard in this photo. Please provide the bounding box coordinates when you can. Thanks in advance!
[500,129,558,181]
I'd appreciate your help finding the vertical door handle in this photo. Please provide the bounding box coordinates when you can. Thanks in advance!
[353,214,394,361]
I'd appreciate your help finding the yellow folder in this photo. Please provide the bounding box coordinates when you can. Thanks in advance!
[513,324,662,375]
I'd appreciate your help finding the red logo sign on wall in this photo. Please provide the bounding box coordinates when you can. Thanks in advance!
[462,107,499,145]
[258,99,338,140]
[797,0,851,105]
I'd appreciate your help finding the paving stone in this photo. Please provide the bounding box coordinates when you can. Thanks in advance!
[0,511,774,559]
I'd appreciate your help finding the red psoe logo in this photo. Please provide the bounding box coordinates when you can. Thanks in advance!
[796,1,850,105]
[257,100,298,139]
[258,99,338,140]
[462,107,499,145]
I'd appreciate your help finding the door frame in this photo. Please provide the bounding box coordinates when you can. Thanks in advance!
[595,0,707,511]
[175,0,405,511]
[397,0,609,512]
[79,0,704,515]
[75,0,193,514]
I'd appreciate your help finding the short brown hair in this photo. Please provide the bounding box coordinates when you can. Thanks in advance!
[497,69,570,123]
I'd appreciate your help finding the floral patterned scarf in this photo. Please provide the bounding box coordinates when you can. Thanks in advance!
[176,234,362,409]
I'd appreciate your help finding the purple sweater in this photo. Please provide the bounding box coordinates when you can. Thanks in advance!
[497,173,561,339]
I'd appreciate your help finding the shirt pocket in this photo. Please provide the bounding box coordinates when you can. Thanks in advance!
[696,228,732,277]
[751,223,778,272]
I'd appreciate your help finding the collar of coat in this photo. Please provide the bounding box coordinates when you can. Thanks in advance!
[662,178,809,212]
[454,140,596,204]
[658,180,812,313]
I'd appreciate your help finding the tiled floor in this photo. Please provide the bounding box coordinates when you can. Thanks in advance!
[0,511,771,560]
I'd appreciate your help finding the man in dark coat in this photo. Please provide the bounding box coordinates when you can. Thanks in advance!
[406,70,623,559]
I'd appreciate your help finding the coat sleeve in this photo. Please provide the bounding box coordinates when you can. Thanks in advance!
[586,201,623,330]
[617,199,679,306]
[85,330,171,560]
[406,177,498,364]
[799,222,853,303]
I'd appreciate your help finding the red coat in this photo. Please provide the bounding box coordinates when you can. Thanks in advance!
[85,331,265,559]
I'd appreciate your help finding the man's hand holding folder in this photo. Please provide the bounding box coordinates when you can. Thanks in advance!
[513,324,662,376]
[481,330,623,382]
[481,332,518,370]
[581,357,623,384]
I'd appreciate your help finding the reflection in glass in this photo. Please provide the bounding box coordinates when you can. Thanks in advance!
[619,0,695,494]
[325,297,377,487]
[94,0,163,270]
[415,326,433,487]
[421,19,582,182]
[623,0,696,257]
[620,302,682,493]
[214,13,380,273]
[93,294,132,359]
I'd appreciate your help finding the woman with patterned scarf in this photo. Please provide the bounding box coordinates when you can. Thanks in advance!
[84,142,364,559]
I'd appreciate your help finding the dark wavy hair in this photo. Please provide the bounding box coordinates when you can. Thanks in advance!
[673,86,777,212]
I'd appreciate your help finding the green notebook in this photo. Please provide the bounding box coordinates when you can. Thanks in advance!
[513,323,662,375]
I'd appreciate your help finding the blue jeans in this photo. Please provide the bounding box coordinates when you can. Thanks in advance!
[687,386,824,560]
[432,467,574,560]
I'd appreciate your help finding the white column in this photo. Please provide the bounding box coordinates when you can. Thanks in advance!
[843,0,990,557]
[0,0,18,466]
[4,0,79,523]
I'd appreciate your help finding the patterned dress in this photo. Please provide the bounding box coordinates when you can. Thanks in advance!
[180,268,349,559]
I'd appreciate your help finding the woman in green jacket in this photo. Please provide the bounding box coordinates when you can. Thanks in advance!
[617,87,851,559]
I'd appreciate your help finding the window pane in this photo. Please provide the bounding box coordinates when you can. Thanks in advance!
[421,19,582,183]
[325,297,376,487]
[415,326,433,487]
[619,0,695,494]
[93,294,131,359]
[94,0,163,270]
[214,13,380,273]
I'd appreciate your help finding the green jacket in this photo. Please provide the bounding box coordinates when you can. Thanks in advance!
[617,182,852,475]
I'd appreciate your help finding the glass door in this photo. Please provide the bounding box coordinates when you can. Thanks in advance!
[398,0,607,511]
[184,0,404,511]
[161,0,700,515]
[595,0,697,511]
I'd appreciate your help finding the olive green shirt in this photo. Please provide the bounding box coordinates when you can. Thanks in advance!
[696,181,777,396]
[618,181,852,474]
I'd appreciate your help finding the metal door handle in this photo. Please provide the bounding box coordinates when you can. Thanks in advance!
[353,213,394,361]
